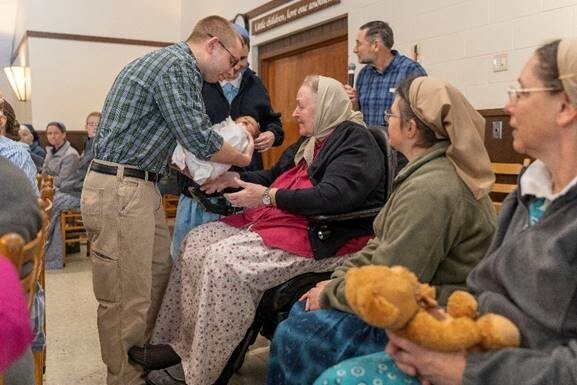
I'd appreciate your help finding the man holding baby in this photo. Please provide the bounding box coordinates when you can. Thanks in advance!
[80,15,252,385]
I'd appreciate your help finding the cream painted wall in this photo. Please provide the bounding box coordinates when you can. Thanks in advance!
[13,0,181,130]
[182,0,577,109]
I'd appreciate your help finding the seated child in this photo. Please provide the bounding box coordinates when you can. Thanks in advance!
[172,116,259,184]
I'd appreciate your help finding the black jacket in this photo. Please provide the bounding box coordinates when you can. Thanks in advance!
[202,68,284,170]
[241,121,386,258]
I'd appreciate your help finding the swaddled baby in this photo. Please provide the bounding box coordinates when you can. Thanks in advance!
[172,116,259,184]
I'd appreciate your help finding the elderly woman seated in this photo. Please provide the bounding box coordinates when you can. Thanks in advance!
[266,75,498,385]
[41,121,79,189]
[133,75,387,385]
[314,38,577,385]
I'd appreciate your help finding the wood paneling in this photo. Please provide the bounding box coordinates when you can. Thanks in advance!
[478,108,527,163]
[259,17,348,168]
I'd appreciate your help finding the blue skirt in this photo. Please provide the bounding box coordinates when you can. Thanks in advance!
[266,301,388,385]
[314,352,420,385]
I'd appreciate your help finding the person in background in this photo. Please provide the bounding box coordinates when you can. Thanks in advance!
[81,15,252,385]
[41,121,80,188]
[171,23,283,257]
[315,38,577,385]
[0,96,39,195]
[44,111,100,270]
[345,20,427,170]
[18,124,45,170]
[266,76,496,385]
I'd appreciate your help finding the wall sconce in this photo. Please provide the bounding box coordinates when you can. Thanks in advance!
[3,66,29,101]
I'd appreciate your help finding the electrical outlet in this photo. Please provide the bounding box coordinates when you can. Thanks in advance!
[492,121,503,139]
[492,54,508,72]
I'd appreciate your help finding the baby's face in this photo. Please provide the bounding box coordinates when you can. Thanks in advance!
[236,116,260,138]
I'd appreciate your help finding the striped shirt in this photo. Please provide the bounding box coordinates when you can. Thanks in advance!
[356,50,427,125]
[93,42,223,175]
[0,136,39,196]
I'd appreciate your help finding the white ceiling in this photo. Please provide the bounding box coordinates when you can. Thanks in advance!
[0,0,17,67]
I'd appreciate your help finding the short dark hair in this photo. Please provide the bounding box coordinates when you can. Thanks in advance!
[534,39,563,92]
[46,121,67,133]
[360,21,394,49]
[395,76,440,148]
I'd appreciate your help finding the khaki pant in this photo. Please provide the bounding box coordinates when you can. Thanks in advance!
[81,161,172,385]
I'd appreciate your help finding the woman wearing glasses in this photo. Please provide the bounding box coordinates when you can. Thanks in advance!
[267,75,497,385]
[314,38,577,385]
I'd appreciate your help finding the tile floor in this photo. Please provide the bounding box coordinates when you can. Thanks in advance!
[44,250,269,385]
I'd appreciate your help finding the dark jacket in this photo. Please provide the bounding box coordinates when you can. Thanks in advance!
[177,68,284,194]
[241,121,386,258]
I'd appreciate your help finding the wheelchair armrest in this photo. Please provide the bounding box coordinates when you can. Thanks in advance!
[259,271,333,313]
[308,207,382,223]
[258,271,333,339]
[186,185,242,216]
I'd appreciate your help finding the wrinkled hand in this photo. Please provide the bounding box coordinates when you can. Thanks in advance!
[299,280,331,311]
[200,172,240,194]
[255,131,275,152]
[343,84,358,109]
[223,178,266,208]
[386,332,466,385]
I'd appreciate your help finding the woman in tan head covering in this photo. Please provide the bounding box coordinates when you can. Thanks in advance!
[138,75,387,385]
[267,75,497,385]
[314,38,577,385]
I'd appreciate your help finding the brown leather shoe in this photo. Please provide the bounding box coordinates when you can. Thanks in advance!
[128,344,181,370]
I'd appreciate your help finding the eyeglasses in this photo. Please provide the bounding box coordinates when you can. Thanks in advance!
[384,110,401,124]
[507,85,562,104]
[86,122,98,127]
[207,33,240,68]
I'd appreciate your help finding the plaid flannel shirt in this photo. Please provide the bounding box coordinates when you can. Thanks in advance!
[357,50,427,126]
[93,42,223,175]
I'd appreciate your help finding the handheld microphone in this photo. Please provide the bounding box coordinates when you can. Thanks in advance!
[348,63,356,87]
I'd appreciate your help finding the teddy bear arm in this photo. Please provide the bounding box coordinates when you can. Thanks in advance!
[446,290,478,319]
[404,311,481,352]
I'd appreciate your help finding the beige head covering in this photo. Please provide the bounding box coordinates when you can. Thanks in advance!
[558,38,577,106]
[294,76,365,165]
[408,77,494,200]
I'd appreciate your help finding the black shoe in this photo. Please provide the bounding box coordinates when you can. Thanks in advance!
[146,364,186,385]
[128,344,181,370]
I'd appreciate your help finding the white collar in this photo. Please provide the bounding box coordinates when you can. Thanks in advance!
[520,159,577,201]
[219,73,242,89]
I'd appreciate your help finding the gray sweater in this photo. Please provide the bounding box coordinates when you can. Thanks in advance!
[42,140,79,188]
[464,182,577,385]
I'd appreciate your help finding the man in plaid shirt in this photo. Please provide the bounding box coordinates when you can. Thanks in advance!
[344,20,427,170]
[81,15,253,385]
[345,20,427,126]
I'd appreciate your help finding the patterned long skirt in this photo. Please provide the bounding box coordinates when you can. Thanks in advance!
[45,192,81,270]
[152,221,350,385]
[266,302,388,385]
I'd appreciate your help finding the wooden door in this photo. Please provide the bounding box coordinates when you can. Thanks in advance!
[259,18,348,168]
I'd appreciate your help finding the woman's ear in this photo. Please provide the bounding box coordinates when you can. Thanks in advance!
[404,118,418,139]
[557,93,577,127]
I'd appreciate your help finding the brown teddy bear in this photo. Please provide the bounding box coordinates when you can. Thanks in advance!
[345,265,520,352]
